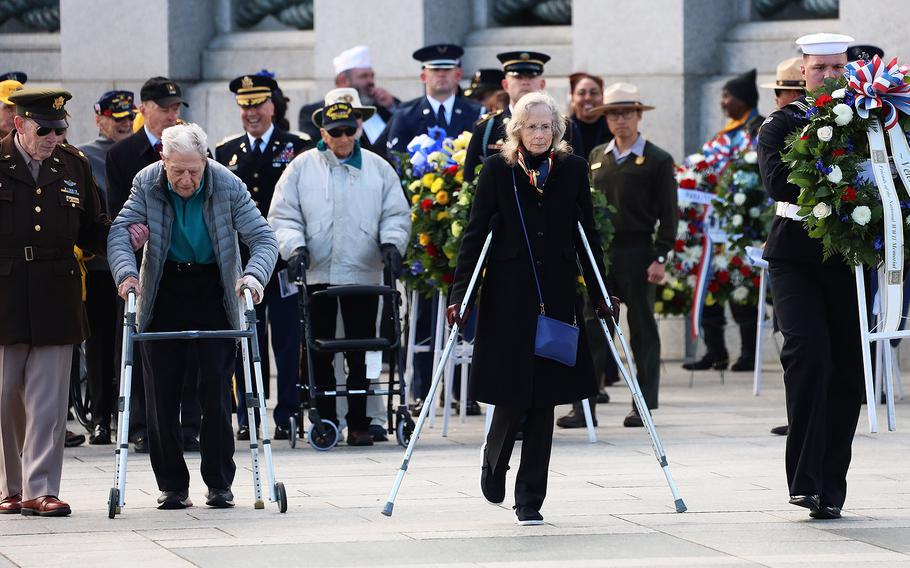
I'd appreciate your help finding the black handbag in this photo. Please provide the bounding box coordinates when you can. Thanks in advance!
[511,170,579,367]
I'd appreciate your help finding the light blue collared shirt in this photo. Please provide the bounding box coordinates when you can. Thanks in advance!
[606,134,646,165]
[144,126,160,151]
[246,123,275,153]
[426,94,455,124]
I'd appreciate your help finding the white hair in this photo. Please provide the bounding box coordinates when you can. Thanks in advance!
[500,91,571,166]
[161,123,208,160]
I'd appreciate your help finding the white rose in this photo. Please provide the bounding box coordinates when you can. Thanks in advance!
[833,103,853,126]
[812,202,832,219]
[832,88,846,99]
[688,153,705,164]
[827,165,843,184]
[733,192,747,205]
[713,255,729,270]
[852,205,872,226]
[732,286,749,302]
[749,206,761,218]
[817,125,834,142]
[744,151,758,164]
[732,214,744,227]
[687,275,697,287]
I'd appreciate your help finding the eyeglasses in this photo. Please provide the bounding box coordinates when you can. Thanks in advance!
[327,126,357,138]
[605,109,638,120]
[35,125,66,137]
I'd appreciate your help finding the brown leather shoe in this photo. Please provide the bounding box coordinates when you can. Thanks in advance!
[346,430,374,447]
[20,495,71,517]
[0,494,21,514]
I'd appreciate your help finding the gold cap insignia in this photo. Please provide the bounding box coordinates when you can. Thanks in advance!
[166,83,177,95]
[635,155,646,166]
[520,52,530,61]
[52,96,65,110]
[339,93,353,103]
[241,76,253,89]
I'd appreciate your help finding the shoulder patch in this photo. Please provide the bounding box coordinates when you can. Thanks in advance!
[476,109,502,127]
[288,130,311,142]
[788,100,809,113]
[216,133,245,148]
[57,143,89,162]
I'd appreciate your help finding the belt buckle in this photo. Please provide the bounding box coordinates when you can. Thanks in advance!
[23,246,34,262]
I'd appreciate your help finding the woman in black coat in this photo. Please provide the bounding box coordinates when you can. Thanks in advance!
[447,92,611,525]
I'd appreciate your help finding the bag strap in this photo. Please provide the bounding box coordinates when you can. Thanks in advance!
[512,169,546,314]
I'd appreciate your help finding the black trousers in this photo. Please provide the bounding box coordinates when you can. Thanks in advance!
[304,284,378,432]
[484,405,555,511]
[602,244,661,408]
[700,302,758,361]
[141,263,236,492]
[85,268,117,428]
[769,258,864,508]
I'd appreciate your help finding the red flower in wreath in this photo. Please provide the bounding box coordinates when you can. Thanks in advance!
[708,281,720,293]
[425,244,439,257]
[444,164,459,175]
[730,256,743,268]
[420,198,433,212]
[716,270,730,284]
[841,186,857,202]
[814,94,833,107]
[687,208,700,221]
[679,178,697,189]
[441,272,454,284]
[752,276,761,287]
[739,266,751,277]
[832,148,846,157]
[687,223,699,235]
[674,239,686,252]
[706,173,718,185]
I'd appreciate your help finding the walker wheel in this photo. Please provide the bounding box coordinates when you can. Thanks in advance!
[396,418,414,448]
[289,416,298,448]
[108,487,119,519]
[307,419,339,451]
[275,482,288,513]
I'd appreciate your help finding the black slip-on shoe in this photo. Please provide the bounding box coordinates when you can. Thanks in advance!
[205,488,235,508]
[157,491,192,510]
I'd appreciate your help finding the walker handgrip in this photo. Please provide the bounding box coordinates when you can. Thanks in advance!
[242,287,255,310]
[126,289,137,314]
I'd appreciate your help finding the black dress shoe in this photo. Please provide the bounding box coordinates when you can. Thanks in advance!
[64,430,86,448]
[556,404,597,429]
[157,490,192,510]
[770,425,789,436]
[237,425,250,441]
[623,408,644,428]
[731,357,754,372]
[89,425,112,445]
[183,434,200,452]
[273,424,290,440]
[789,494,820,512]
[369,424,389,442]
[514,506,544,526]
[810,505,842,519]
[465,401,482,416]
[596,388,610,404]
[479,442,508,505]
[682,355,729,371]
[205,488,235,508]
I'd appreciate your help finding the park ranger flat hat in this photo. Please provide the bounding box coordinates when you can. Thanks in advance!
[229,74,278,107]
[592,82,655,113]
[760,57,805,90]
[795,33,855,55]
[8,88,72,129]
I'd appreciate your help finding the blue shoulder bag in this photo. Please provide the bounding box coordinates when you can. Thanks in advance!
[511,170,579,367]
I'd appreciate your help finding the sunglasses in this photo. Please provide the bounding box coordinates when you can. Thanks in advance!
[35,125,66,136]
[327,126,357,138]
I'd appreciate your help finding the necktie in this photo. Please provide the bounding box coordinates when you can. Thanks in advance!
[436,105,448,131]
[154,142,163,157]
[253,138,263,158]
[28,160,40,182]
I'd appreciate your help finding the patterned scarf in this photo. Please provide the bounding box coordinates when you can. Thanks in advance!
[516,147,555,196]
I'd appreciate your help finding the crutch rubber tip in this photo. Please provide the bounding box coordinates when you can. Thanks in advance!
[254,500,265,510]
[675,499,687,513]
[381,502,394,517]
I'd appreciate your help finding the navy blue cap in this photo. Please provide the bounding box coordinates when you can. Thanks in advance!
[496,51,550,76]
[412,44,463,69]
[0,71,27,83]
[94,90,137,119]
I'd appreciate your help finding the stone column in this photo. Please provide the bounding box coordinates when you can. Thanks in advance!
[839,0,907,60]
[59,0,216,144]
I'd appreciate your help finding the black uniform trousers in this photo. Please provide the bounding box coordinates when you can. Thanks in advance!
[85,268,117,428]
[304,284,378,432]
[602,244,661,409]
[235,275,301,428]
[768,258,864,508]
[141,263,236,492]
[484,405,555,511]
[700,302,758,362]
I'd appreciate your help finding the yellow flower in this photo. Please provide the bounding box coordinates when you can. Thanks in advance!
[661,288,674,301]
[431,177,445,194]
[577,275,586,285]
[453,131,471,150]
[411,193,420,205]
[428,151,446,165]
[418,233,431,247]
[451,149,466,165]
[445,248,456,259]
[408,179,422,192]
[705,293,716,306]
[457,191,470,206]
[455,169,464,184]
[421,173,437,188]
[411,212,417,222]
[654,301,664,313]
[451,221,463,237]
[436,190,449,205]
[436,211,449,221]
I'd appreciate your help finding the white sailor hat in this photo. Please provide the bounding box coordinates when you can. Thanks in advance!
[795,33,856,56]
[333,45,372,75]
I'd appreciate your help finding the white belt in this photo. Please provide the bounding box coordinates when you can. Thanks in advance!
[775,202,806,220]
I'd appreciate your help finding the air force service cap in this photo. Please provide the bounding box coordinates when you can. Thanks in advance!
[412,44,464,69]
[795,33,855,56]
[229,74,277,107]
[8,88,72,129]
[496,51,550,76]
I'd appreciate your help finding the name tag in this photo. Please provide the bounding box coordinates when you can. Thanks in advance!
[65,195,81,205]
[590,162,602,170]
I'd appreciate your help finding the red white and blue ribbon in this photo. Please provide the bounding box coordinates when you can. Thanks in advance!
[690,207,713,339]
[846,55,910,131]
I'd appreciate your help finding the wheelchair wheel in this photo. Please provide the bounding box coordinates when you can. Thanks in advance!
[275,482,288,513]
[288,416,298,448]
[108,487,119,519]
[396,418,414,448]
[307,419,339,451]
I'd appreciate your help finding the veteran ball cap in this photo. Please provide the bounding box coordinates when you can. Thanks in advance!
[319,102,359,131]
[497,51,550,76]
[847,44,884,63]
[9,88,71,129]
[464,69,505,98]
[795,33,855,56]
[0,71,27,83]
[140,76,188,107]
[0,80,24,106]
[229,74,278,107]
[413,44,464,69]
[95,90,137,119]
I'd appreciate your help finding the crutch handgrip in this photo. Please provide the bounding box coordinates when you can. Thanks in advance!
[126,289,137,313]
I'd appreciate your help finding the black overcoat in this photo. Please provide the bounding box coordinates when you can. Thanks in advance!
[450,152,606,408]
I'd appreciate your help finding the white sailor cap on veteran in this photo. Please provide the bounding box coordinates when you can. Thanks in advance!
[333,45,373,75]
[795,33,856,56]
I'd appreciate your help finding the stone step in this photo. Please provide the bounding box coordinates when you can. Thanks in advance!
[720,18,838,74]
[202,31,315,81]
[0,33,61,81]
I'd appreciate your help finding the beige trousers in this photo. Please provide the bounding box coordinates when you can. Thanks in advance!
[0,344,72,500]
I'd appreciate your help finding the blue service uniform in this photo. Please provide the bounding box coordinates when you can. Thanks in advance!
[385,96,482,154]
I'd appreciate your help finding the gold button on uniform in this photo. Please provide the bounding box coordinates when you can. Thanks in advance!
[252,187,259,193]
[253,173,259,179]
[34,224,41,231]
[35,188,42,195]
[34,206,41,213]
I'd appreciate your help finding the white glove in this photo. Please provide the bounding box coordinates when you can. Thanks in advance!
[236,275,265,305]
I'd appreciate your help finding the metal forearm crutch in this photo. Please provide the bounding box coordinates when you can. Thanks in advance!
[382,229,494,516]
[108,289,137,518]
[576,222,687,513]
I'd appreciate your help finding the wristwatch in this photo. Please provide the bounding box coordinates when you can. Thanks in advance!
[655,255,666,264]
